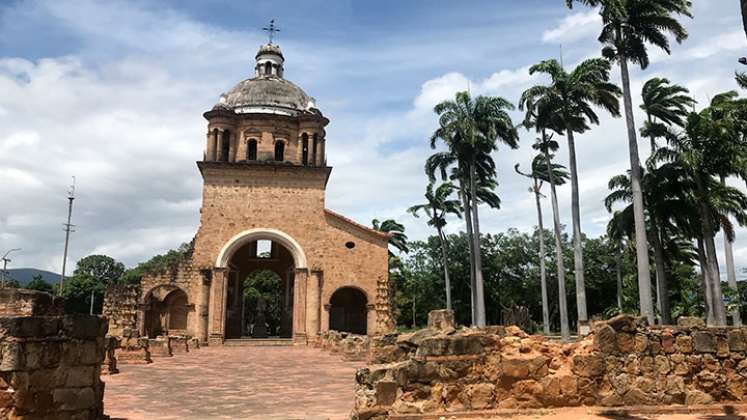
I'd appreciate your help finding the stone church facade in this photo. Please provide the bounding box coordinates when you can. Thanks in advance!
[106,43,392,344]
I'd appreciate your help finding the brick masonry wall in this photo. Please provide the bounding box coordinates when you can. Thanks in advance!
[103,284,140,337]
[0,289,63,317]
[352,314,747,419]
[190,164,391,336]
[0,314,108,419]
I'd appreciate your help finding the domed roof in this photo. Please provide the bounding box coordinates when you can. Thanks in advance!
[215,76,318,115]
[213,43,321,116]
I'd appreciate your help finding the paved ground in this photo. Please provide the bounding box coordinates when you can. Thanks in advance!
[103,345,362,420]
[104,345,747,420]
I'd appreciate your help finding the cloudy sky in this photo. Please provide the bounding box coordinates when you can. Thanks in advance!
[1,0,745,277]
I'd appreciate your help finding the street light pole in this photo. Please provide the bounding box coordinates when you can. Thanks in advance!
[60,178,76,296]
[1,249,21,288]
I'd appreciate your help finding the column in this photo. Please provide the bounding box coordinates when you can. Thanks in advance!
[305,270,322,340]
[320,138,326,166]
[136,304,148,337]
[215,128,224,162]
[198,270,212,343]
[208,267,227,345]
[292,268,308,343]
[237,133,247,162]
[229,131,237,162]
[206,132,214,161]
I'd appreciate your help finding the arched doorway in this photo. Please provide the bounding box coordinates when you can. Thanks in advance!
[329,287,367,335]
[223,240,295,339]
[143,286,189,338]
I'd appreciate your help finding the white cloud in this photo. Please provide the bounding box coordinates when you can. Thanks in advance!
[542,10,601,44]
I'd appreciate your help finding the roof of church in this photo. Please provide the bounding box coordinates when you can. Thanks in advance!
[215,76,316,114]
[324,209,392,241]
[213,43,321,117]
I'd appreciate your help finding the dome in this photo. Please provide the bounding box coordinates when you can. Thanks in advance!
[213,43,321,117]
[215,77,319,116]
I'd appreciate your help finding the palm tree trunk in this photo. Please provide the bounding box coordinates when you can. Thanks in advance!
[619,54,655,324]
[534,179,551,335]
[697,238,714,325]
[646,118,670,325]
[542,135,570,341]
[564,128,588,333]
[469,158,487,327]
[437,226,453,311]
[721,176,742,326]
[616,241,623,311]
[742,0,747,41]
[649,220,670,324]
[458,178,477,325]
[694,174,727,325]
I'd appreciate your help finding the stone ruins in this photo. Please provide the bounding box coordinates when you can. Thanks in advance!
[347,310,747,419]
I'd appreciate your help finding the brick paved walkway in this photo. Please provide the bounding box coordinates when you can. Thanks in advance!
[103,345,362,420]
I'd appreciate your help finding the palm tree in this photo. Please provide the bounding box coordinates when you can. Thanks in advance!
[639,77,695,324]
[520,57,621,333]
[520,101,572,341]
[408,181,462,311]
[742,0,747,42]
[372,219,409,256]
[430,91,519,327]
[566,0,692,325]
[515,154,569,335]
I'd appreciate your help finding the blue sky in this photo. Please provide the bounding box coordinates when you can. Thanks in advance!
[1,0,745,278]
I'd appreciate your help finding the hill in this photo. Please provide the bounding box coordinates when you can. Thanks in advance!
[3,268,59,286]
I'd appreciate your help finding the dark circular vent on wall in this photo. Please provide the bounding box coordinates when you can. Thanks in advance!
[345,241,356,249]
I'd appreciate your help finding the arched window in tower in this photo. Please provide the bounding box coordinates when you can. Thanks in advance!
[312,134,318,166]
[220,130,230,162]
[301,133,309,166]
[274,141,285,162]
[247,139,257,161]
[264,61,272,76]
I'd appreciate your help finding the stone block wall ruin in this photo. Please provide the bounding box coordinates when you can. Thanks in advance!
[353,313,747,419]
[103,284,139,337]
[0,314,108,419]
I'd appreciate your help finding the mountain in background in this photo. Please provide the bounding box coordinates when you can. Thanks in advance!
[3,268,58,286]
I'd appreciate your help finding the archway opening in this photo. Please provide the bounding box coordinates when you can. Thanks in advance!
[329,287,367,335]
[225,240,295,339]
[143,287,189,338]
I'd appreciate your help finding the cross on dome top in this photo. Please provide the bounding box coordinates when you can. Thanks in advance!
[262,19,280,45]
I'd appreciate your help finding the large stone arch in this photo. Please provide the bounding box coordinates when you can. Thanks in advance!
[215,228,307,269]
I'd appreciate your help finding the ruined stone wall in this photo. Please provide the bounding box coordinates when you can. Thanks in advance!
[0,314,108,419]
[317,330,371,361]
[0,288,63,317]
[353,314,747,419]
[103,284,140,337]
[140,259,198,337]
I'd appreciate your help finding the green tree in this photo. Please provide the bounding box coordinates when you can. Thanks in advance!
[639,77,695,324]
[567,0,692,325]
[26,275,54,294]
[372,219,409,256]
[520,57,622,331]
[63,255,126,314]
[429,91,518,327]
[408,181,461,310]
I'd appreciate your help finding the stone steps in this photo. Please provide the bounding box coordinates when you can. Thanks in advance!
[224,338,294,347]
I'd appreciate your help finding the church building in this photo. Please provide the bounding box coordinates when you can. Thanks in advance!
[108,42,393,344]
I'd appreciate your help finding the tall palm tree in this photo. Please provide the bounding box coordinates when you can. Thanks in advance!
[372,219,409,256]
[515,154,569,335]
[408,181,462,311]
[430,91,519,327]
[520,101,572,341]
[742,0,747,42]
[520,57,621,333]
[639,77,695,324]
[567,0,692,325]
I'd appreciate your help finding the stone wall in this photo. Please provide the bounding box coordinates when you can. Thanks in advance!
[352,313,747,419]
[0,314,108,419]
[0,288,63,317]
[103,284,140,337]
[317,330,370,361]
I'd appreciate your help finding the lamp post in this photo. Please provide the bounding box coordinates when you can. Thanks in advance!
[1,249,21,288]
